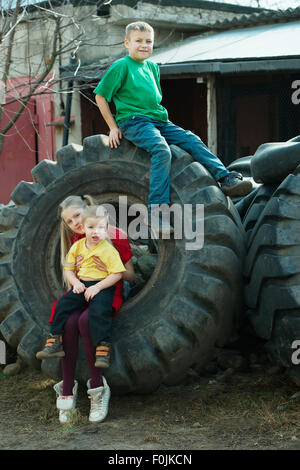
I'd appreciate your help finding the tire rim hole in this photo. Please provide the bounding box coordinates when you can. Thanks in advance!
[94,197,160,301]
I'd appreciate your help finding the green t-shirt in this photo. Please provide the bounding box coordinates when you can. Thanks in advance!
[93,55,169,124]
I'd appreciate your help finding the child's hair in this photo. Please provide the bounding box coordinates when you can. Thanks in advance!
[81,205,109,231]
[59,194,96,268]
[125,21,154,40]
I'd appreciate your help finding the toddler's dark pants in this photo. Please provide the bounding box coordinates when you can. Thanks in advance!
[51,280,115,347]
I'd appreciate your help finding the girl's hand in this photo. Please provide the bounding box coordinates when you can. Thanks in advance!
[73,280,86,294]
[109,127,122,148]
[93,256,108,273]
[75,256,83,273]
[84,284,101,301]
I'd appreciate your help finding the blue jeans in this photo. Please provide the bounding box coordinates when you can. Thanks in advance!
[118,116,229,207]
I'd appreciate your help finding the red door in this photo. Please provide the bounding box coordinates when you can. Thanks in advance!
[0,98,37,204]
[0,77,56,204]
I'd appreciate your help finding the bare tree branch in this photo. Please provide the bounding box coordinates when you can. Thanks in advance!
[0,0,23,151]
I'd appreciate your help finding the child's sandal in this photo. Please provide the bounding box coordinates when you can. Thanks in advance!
[95,342,111,368]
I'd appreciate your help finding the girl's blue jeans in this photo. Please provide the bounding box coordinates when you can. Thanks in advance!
[118,115,229,207]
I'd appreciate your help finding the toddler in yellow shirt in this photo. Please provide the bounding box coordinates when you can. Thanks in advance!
[36,205,126,368]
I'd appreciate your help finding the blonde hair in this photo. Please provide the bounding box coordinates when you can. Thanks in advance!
[81,205,110,240]
[125,21,154,40]
[59,194,96,269]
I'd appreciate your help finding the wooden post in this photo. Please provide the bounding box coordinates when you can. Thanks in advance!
[206,74,217,155]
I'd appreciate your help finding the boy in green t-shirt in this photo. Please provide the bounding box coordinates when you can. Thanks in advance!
[94,22,252,222]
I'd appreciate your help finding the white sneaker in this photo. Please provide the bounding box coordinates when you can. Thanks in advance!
[87,376,111,423]
[53,380,78,424]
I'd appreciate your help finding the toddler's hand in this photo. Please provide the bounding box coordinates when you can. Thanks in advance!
[109,128,122,148]
[84,284,101,301]
[72,281,86,294]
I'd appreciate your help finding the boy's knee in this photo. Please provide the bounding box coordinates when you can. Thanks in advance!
[152,144,172,164]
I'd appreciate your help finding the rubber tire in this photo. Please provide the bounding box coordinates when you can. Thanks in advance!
[242,183,278,241]
[0,135,245,394]
[227,156,252,178]
[234,186,260,221]
[244,165,300,375]
[288,135,300,143]
[251,141,300,184]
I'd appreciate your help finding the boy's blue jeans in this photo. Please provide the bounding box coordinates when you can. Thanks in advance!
[118,115,229,207]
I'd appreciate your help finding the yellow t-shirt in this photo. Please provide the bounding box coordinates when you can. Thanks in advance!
[64,238,126,280]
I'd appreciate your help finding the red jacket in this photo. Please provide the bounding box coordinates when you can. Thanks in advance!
[49,226,132,322]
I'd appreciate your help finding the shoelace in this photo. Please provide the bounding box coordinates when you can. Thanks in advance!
[90,394,104,413]
[230,171,243,180]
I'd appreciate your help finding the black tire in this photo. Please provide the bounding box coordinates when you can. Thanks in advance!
[0,135,245,394]
[242,183,278,241]
[244,165,300,375]
[234,186,260,220]
[288,135,300,143]
[227,156,252,178]
[251,141,300,184]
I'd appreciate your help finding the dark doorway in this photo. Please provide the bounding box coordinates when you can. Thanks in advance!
[80,78,208,145]
[80,86,115,139]
[161,77,207,144]
[217,73,300,166]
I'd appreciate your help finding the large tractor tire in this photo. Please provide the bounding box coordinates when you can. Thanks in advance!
[0,135,245,394]
[251,140,300,184]
[244,165,300,382]
[227,156,252,178]
[288,135,300,143]
[242,183,278,241]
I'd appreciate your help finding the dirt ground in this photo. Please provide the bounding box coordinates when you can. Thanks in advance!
[1,353,300,452]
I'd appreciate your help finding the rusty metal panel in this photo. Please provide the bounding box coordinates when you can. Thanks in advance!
[0,99,37,204]
[0,77,55,204]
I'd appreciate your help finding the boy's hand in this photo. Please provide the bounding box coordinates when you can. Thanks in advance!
[84,284,101,301]
[109,127,122,148]
[72,280,86,294]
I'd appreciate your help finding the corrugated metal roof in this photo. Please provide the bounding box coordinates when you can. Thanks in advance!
[211,6,300,32]
[151,20,300,65]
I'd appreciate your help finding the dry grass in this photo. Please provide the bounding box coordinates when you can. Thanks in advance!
[144,432,160,443]
[1,366,300,449]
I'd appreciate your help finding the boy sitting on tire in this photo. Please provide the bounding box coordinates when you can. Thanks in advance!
[94,21,252,234]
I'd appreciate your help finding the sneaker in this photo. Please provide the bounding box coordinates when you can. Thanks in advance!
[87,377,111,423]
[95,342,111,368]
[36,334,65,359]
[145,205,174,238]
[53,380,78,424]
[219,171,252,197]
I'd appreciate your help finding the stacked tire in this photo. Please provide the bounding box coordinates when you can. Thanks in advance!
[0,135,245,394]
[234,138,300,383]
